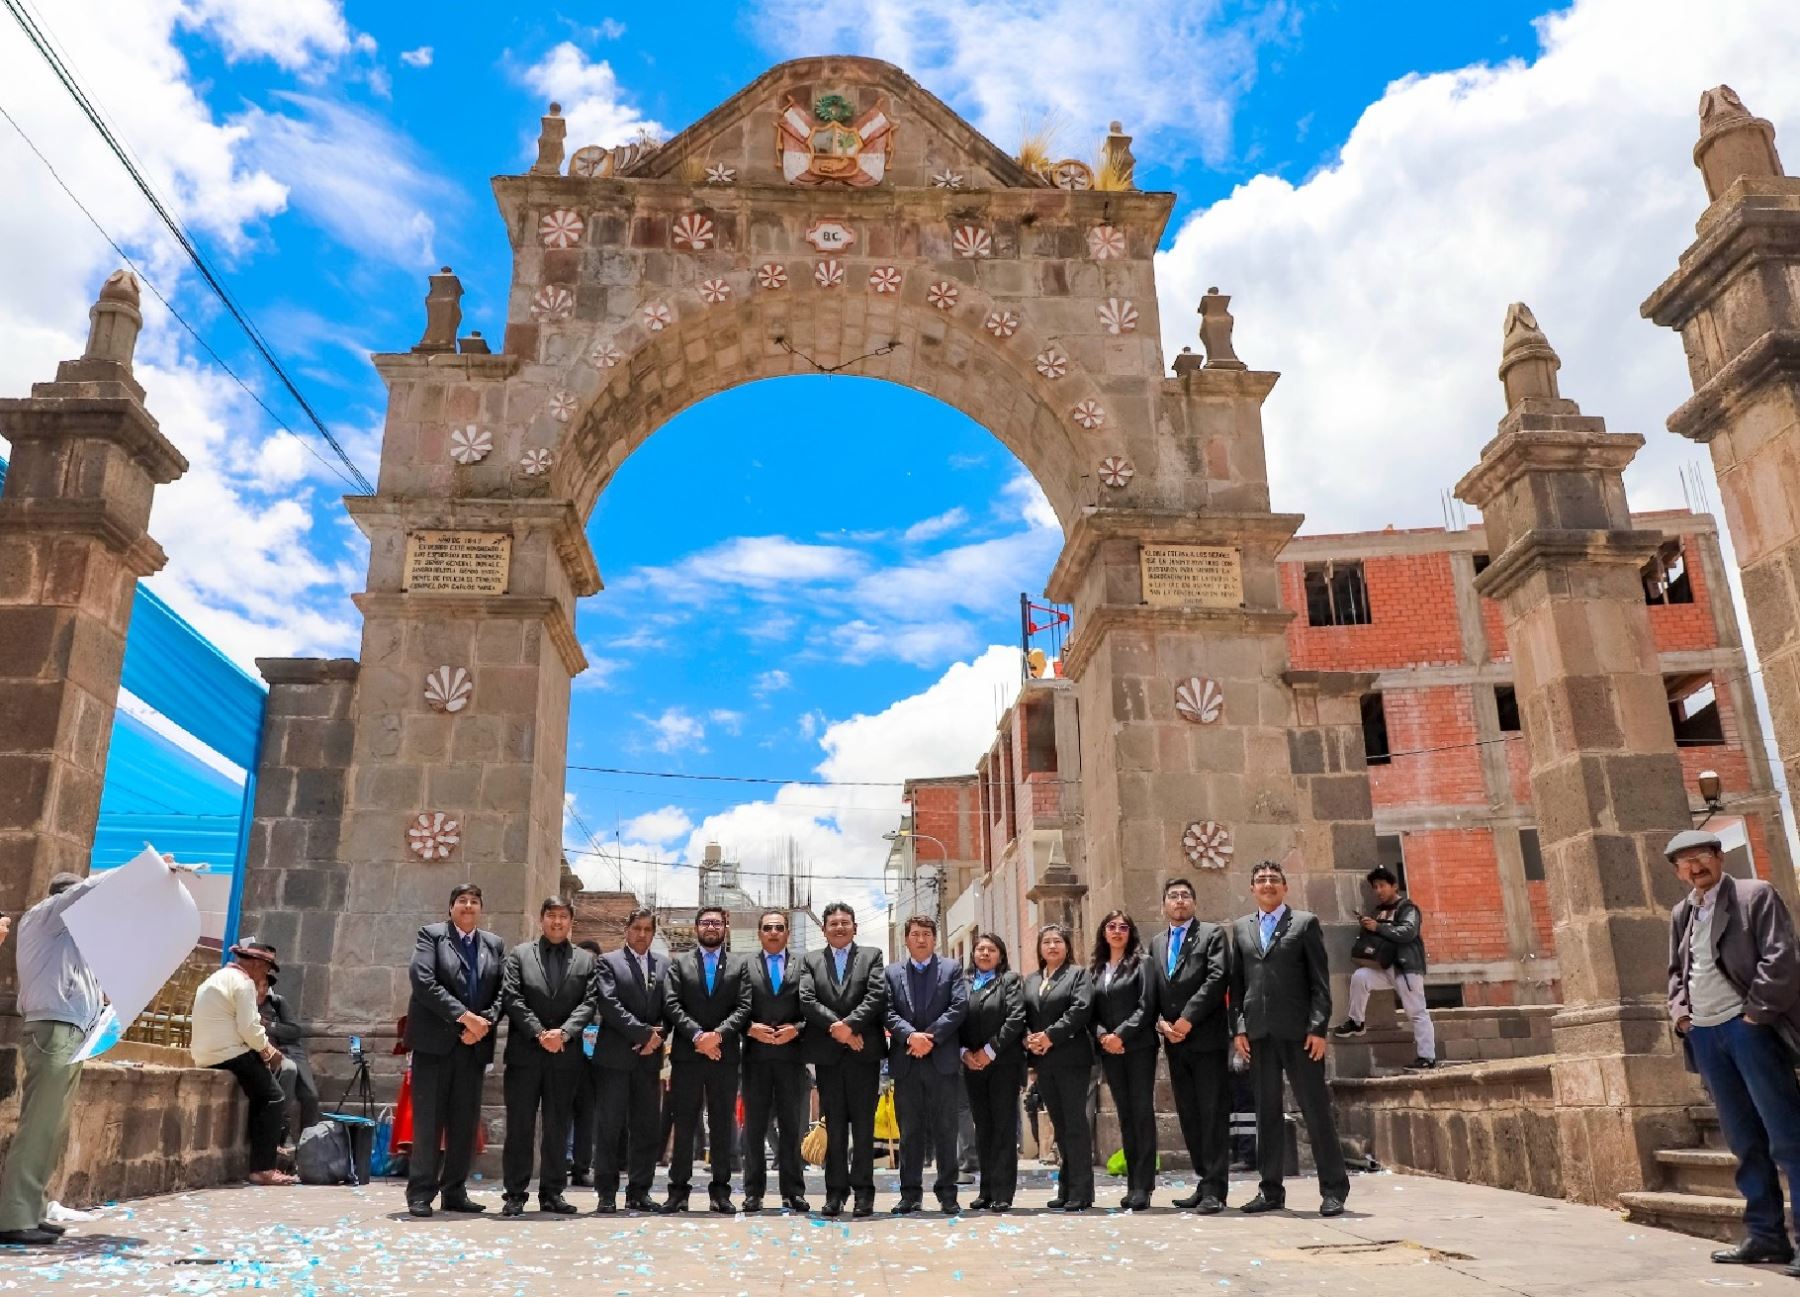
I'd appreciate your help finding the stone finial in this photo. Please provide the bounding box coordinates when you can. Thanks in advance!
[1101,120,1136,189]
[533,101,567,176]
[1498,301,1561,409]
[1198,287,1245,370]
[458,329,491,355]
[413,266,462,354]
[1694,84,1784,202]
[1172,344,1203,377]
[83,268,143,369]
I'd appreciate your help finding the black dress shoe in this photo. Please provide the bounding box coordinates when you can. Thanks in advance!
[500,1200,524,1218]
[35,1222,66,1237]
[1714,1237,1795,1264]
[0,1228,59,1246]
[970,1196,992,1211]
[569,1170,592,1188]
[1118,1194,1135,1211]
[1319,1196,1346,1218]
[440,1194,486,1214]
[1238,1193,1284,1214]
[820,1195,844,1217]
[593,1198,616,1214]
[540,1195,578,1215]
[1171,1190,1203,1209]
[625,1193,660,1213]
[937,1195,961,1214]
[741,1195,764,1213]
[709,1192,736,1215]
[990,1201,1011,1213]
[783,1196,810,1213]
[662,1193,689,1214]
[1129,1194,1151,1212]
[1197,1195,1224,1215]
[406,1200,434,1218]
[1063,1200,1090,1213]
[1046,1196,1067,1210]
[891,1195,922,1215]
[853,1194,875,1218]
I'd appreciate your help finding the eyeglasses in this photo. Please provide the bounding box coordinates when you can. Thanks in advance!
[1164,889,1194,900]
[1252,875,1284,885]
[695,919,726,928]
[1103,921,1131,931]
[760,924,787,933]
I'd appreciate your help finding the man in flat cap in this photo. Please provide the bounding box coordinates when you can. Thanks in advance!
[1666,828,1800,1274]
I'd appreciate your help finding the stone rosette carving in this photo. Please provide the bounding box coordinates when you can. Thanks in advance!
[927,281,959,310]
[704,163,736,184]
[424,666,473,714]
[568,145,606,178]
[538,209,584,249]
[407,811,462,861]
[1182,820,1232,870]
[814,259,845,288]
[758,263,788,290]
[545,391,577,422]
[699,278,733,304]
[520,448,553,476]
[931,169,965,189]
[1098,455,1134,488]
[1086,225,1126,260]
[1071,399,1105,430]
[448,425,492,465]
[868,265,903,294]
[1097,297,1139,335]
[1175,676,1224,725]
[671,212,715,250]
[531,285,574,322]
[643,301,673,331]
[1035,348,1068,379]
[951,225,992,258]
[984,310,1020,338]
[588,340,623,368]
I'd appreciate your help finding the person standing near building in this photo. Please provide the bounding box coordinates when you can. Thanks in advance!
[591,909,666,1214]
[190,939,298,1188]
[499,897,595,1218]
[1147,877,1232,1213]
[1331,866,1437,1069]
[1232,862,1349,1217]
[1023,922,1095,1212]
[404,883,505,1218]
[740,909,809,1213]
[662,906,752,1213]
[798,901,886,1218]
[884,914,968,1214]
[1666,829,1800,1274]
[567,939,606,1189]
[260,973,322,1136]
[1090,910,1158,1211]
[959,932,1025,1212]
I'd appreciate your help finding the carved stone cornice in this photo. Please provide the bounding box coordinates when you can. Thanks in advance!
[1454,429,1644,512]
[344,494,601,596]
[1045,506,1304,605]
[1664,328,1800,444]
[352,592,588,676]
[0,498,168,576]
[1640,180,1800,328]
[368,352,522,388]
[0,396,186,484]
[1473,528,1666,602]
[1059,604,1295,681]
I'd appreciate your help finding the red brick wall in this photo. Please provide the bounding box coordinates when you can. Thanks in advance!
[1399,829,1510,966]
[1284,551,1465,671]
[1368,686,1486,810]
[1648,536,1718,654]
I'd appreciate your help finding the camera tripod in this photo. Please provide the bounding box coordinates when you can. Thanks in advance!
[336,1051,375,1119]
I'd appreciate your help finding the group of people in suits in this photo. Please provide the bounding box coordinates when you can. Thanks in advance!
[402,860,1354,1221]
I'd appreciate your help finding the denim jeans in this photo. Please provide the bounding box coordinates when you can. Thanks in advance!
[1689,1015,1800,1245]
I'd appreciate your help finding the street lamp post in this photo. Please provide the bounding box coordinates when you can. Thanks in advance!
[883,828,949,948]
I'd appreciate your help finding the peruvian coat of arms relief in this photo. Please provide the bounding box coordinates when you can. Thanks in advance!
[777,93,893,187]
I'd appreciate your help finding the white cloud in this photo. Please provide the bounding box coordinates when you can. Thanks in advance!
[832,618,979,668]
[621,805,694,844]
[708,708,746,735]
[517,41,662,152]
[754,668,793,697]
[618,535,867,605]
[177,0,361,72]
[902,506,969,544]
[639,706,707,754]
[1155,0,1800,535]
[999,472,1059,532]
[750,0,1283,163]
[399,46,433,68]
[575,653,629,691]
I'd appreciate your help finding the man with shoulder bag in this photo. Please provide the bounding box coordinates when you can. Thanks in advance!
[1331,866,1436,1070]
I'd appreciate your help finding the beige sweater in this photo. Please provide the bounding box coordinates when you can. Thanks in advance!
[190,966,270,1067]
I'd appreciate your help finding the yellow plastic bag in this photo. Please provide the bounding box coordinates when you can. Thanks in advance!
[801,1120,828,1167]
[874,1088,899,1141]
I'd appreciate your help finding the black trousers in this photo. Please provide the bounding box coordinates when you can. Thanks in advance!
[502,1061,579,1200]
[815,1059,880,1197]
[569,1063,599,1174]
[668,1056,738,1193]
[741,1056,807,1200]
[595,1057,662,1196]
[1101,1048,1159,1196]
[963,1058,1023,1205]
[894,1065,961,1197]
[212,1051,284,1173]
[1167,1043,1231,1199]
[1251,1036,1349,1201]
[407,1046,485,1201]
[1035,1063,1095,1205]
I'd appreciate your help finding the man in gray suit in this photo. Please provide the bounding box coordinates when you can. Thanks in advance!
[591,908,667,1214]
[884,913,969,1214]
[799,901,887,1217]
[499,897,597,1217]
[1667,829,1800,1273]
[1230,862,1349,1217]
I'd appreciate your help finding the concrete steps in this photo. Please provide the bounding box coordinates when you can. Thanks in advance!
[1621,1104,1759,1243]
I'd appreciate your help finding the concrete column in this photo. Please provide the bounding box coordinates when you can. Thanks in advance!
[1455,303,1700,1204]
[0,270,186,1013]
[1642,87,1800,864]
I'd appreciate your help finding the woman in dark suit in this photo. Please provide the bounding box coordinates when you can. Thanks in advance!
[1023,922,1094,1211]
[959,932,1026,1211]
[1091,909,1157,1210]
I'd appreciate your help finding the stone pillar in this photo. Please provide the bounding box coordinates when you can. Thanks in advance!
[1455,303,1699,1204]
[0,270,186,1013]
[1642,87,1800,850]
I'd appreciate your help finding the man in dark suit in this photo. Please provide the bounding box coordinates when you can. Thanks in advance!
[404,882,506,1218]
[1231,862,1349,1217]
[885,913,969,1214]
[663,905,753,1213]
[568,939,605,1188]
[741,908,809,1213]
[591,908,667,1214]
[499,897,596,1217]
[1148,876,1232,1213]
[798,901,886,1218]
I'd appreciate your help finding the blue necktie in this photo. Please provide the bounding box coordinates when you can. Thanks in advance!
[1261,913,1277,951]
[704,953,716,993]
[834,949,847,982]
[769,955,782,992]
[1167,927,1182,976]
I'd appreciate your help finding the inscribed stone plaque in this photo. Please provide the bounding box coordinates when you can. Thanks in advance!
[403,530,511,594]
[1140,544,1243,608]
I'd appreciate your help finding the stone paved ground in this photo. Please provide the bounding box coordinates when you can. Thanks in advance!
[0,1168,1758,1295]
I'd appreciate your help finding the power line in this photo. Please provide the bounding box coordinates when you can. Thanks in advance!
[3,0,375,494]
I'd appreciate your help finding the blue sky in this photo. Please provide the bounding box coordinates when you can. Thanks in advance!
[2,1,1796,910]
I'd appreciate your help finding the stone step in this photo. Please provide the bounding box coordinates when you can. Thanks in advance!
[1687,1104,1728,1150]
[1654,1147,1740,1197]
[1619,1189,1746,1244]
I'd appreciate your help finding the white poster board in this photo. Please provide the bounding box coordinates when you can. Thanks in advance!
[63,846,201,1059]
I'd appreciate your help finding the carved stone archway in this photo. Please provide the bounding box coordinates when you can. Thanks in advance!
[243,57,1376,1040]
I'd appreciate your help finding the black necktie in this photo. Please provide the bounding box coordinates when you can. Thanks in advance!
[628,951,647,994]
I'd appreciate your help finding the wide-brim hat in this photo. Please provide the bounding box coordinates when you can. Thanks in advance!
[229,938,281,973]
[1664,829,1723,860]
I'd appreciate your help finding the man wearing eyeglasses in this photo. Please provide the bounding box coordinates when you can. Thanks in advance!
[662,905,753,1213]
[740,908,809,1213]
[1147,877,1231,1214]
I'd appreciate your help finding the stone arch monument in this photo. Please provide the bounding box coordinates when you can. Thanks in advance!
[243,57,1377,1039]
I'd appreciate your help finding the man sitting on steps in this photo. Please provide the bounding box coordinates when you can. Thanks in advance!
[1330,866,1437,1070]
